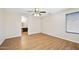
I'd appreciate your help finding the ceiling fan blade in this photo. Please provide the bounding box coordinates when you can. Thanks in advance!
[26,11,34,12]
[40,11,46,13]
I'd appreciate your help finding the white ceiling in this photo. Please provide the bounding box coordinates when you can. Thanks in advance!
[5,8,67,16]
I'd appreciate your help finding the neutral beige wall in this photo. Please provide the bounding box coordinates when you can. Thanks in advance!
[42,8,79,43]
[22,22,28,28]
[0,9,5,45]
[5,11,21,38]
[28,16,41,35]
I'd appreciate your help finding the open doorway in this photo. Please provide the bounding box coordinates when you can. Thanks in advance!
[21,16,28,49]
[21,16,28,33]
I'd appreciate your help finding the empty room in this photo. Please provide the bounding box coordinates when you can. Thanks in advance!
[0,8,79,50]
[28,8,79,50]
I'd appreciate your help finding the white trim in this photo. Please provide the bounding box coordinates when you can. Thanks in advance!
[42,32,79,44]
[6,35,21,39]
[0,39,5,45]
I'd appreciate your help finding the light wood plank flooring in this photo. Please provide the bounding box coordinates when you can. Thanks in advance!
[28,33,79,50]
[0,37,21,50]
[0,32,28,50]
[0,32,79,50]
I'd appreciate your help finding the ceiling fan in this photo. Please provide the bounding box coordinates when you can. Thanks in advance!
[26,8,46,16]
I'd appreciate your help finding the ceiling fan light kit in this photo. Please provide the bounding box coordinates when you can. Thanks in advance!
[26,8,46,16]
[33,13,40,16]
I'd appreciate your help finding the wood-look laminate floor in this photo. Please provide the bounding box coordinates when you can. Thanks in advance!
[0,32,28,50]
[0,32,79,50]
[0,37,21,50]
[28,33,79,50]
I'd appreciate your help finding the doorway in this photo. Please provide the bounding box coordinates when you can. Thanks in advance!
[21,16,28,49]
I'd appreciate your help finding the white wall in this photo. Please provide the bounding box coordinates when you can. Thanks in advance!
[0,9,21,45]
[22,22,28,28]
[5,11,21,38]
[42,8,79,43]
[21,16,28,28]
[28,16,41,35]
[0,9,5,45]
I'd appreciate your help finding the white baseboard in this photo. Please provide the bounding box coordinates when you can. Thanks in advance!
[28,32,41,35]
[52,35,79,44]
[0,35,21,45]
[6,35,21,39]
[0,38,5,45]
[42,32,79,44]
